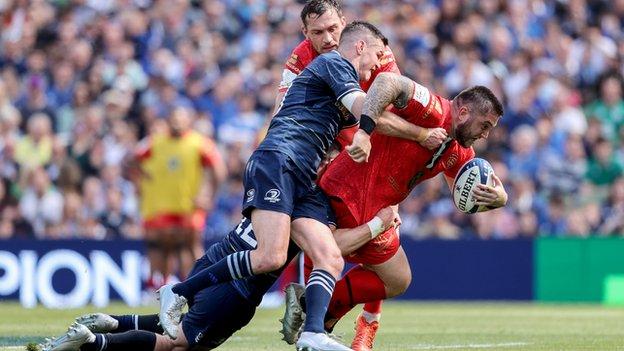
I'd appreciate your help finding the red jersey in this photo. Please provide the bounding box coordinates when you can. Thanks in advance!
[278,39,400,95]
[319,82,475,223]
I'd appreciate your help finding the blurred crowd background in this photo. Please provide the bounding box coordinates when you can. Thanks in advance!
[1,0,623,241]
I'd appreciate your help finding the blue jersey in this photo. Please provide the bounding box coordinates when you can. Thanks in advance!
[258,50,361,178]
[204,218,300,304]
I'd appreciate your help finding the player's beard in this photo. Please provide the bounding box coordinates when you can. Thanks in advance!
[455,121,475,147]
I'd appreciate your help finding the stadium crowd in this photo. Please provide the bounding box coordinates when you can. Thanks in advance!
[0,0,623,241]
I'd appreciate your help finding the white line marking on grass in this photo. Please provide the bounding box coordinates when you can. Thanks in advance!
[410,342,529,349]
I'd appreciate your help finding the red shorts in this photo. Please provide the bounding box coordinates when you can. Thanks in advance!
[329,196,400,265]
[143,210,206,232]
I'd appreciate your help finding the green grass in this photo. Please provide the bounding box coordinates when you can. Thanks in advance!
[1,301,623,350]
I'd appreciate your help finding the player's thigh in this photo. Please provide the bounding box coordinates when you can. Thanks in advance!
[363,245,411,298]
[182,283,256,350]
[155,331,187,351]
[250,209,291,255]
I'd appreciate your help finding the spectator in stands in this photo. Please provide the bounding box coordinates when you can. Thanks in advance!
[19,167,63,238]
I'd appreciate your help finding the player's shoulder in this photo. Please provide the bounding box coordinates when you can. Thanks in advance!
[285,39,319,74]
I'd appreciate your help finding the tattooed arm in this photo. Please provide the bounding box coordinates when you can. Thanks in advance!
[347,73,444,162]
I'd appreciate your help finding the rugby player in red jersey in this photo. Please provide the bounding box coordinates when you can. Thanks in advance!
[284,74,509,350]
[273,3,447,348]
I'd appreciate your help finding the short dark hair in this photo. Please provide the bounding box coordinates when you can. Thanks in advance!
[456,86,504,118]
[301,0,342,27]
[339,21,388,46]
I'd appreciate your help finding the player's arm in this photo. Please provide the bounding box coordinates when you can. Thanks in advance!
[444,174,508,211]
[196,140,228,211]
[331,206,398,256]
[347,73,417,162]
[376,110,447,150]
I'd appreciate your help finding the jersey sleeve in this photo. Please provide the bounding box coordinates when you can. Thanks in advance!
[315,54,363,101]
[361,46,401,92]
[134,137,152,161]
[391,81,445,127]
[279,41,315,93]
[200,138,222,167]
[444,148,476,179]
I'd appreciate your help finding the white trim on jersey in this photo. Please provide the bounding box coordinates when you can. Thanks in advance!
[412,81,431,107]
[278,69,298,90]
[340,90,366,115]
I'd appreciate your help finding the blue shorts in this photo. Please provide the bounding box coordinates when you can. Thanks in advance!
[182,255,257,349]
[242,150,333,226]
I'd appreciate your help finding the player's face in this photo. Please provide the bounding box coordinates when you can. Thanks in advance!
[169,108,192,137]
[357,38,385,82]
[302,10,346,54]
[454,106,499,147]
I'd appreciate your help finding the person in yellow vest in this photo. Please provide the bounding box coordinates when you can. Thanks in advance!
[131,106,227,290]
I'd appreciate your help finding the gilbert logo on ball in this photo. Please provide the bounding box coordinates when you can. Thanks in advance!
[452,158,494,214]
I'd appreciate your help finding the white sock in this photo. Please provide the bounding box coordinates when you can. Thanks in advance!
[361,311,381,323]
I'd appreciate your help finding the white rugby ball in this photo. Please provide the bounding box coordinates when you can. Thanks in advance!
[452,158,494,214]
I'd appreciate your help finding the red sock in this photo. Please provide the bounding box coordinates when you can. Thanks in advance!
[363,300,383,315]
[303,255,313,283]
[327,265,386,321]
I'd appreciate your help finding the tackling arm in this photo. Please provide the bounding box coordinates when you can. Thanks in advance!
[331,206,398,256]
[377,110,448,150]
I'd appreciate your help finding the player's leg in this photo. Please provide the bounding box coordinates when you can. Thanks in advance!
[39,322,175,351]
[75,313,163,334]
[350,246,411,351]
[290,217,351,350]
[144,226,166,291]
[159,151,294,337]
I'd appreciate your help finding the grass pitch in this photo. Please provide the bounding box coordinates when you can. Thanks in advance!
[0,301,623,350]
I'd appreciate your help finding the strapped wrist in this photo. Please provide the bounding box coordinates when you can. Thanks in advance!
[367,216,385,239]
[359,114,376,135]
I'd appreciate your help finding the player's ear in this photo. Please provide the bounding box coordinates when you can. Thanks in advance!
[340,16,346,27]
[356,40,365,55]
[302,24,308,38]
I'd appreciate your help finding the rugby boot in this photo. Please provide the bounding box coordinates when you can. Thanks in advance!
[350,313,379,351]
[157,283,187,339]
[75,313,118,333]
[40,323,95,351]
[296,331,353,351]
[279,283,306,344]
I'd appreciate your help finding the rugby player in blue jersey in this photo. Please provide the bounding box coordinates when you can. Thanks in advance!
[152,21,388,350]
[39,207,398,351]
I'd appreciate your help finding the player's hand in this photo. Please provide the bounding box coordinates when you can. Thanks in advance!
[346,129,371,163]
[376,206,398,231]
[419,128,448,150]
[472,173,508,209]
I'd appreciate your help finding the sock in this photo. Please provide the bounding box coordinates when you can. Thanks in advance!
[137,314,164,334]
[361,310,381,323]
[303,269,336,333]
[363,300,383,315]
[109,315,134,332]
[303,255,313,284]
[80,331,156,351]
[326,266,386,322]
[172,250,253,299]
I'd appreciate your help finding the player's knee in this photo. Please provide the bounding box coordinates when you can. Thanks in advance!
[256,250,288,272]
[321,249,344,278]
[385,270,411,298]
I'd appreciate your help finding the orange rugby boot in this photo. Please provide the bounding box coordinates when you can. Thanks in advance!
[351,313,380,351]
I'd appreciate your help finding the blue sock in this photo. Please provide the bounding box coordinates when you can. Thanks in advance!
[172,250,253,299]
[303,269,336,333]
[110,315,135,332]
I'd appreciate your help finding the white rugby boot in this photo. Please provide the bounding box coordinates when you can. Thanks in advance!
[75,313,118,333]
[157,283,187,339]
[296,331,353,351]
[40,323,95,351]
[279,283,306,344]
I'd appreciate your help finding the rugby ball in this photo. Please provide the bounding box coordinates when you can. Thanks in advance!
[452,158,494,214]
